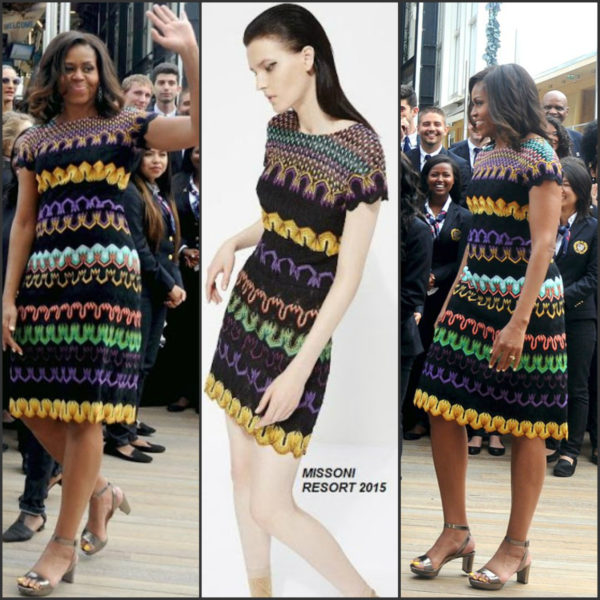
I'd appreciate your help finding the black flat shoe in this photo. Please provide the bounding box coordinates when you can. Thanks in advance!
[403,426,429,441]
[546,449,560,464]
[2,511,46,542]
[136,422,156,436]
[553,457,577,477]
[167,400,190,412]
[468,445,482,455]
[104,444,153,463]
[592,450,598,465]
[131,441,166,453]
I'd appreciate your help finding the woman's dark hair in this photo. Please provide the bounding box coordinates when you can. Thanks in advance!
[400,152,427,261]
[26,30,123,123]
[560,156,592,220]
[581,119,598,176]
[133,150,181,255]
[546,115,573,159]
[180,146,199,177]
[243,3,373,131]
[468,64,549,152]
[420,154,462,205]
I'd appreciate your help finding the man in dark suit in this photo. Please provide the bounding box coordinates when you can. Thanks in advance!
[406,106,471,206]
[449,121,490,174]
[401,84,419,153]
[542,90,582,157]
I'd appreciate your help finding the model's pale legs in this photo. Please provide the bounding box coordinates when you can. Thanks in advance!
[226,416,373,597]
[412,415,475,569]
[17,418,104,588]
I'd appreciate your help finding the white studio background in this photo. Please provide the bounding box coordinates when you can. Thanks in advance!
[201,2,398,597]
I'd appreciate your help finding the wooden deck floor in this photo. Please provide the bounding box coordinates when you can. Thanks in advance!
[401,434,598,597]
[2,407,199,598]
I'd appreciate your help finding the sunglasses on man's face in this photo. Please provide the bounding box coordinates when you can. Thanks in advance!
[3,77,21,85]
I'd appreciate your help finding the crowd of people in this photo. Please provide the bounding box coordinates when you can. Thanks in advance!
[1,5,199,596]
[401,63,597,591]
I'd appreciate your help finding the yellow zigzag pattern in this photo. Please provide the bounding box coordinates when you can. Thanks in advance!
[205,373,310,457]
[36,213,130,237]
[467,196,528,220]
[37,161,130,193]
[262,210,340,256]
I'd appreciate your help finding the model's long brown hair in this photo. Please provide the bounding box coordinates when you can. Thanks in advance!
[468,64,549,152]
[26,30,123,122]
[132,152,181,256]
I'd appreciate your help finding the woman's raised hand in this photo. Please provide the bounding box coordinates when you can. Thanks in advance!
[205,241,236,304]
[146,4,196,56]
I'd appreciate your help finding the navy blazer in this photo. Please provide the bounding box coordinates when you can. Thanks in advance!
[448,139,471,167]
[172,172,199,253]
[122,182,183,300]
[406,146,472,207]
[567,128,582,158]
[401,215,433,356]
[555,215,597,321]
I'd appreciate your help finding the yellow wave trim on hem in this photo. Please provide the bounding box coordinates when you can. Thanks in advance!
[467,196,528,221]
[37,161,130,193]
[414,389,567,440]
[204,373,310,458]
[9,397,137,424]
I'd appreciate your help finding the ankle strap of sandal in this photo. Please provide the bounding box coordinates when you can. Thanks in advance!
[504,535,529,547]
[444,522,470,531]
[92,482,112,498]
[51,534,77,547]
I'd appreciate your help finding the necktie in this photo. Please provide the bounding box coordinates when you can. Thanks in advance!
[155,192,177,236]
[403,136,411,153]
[189,179,199,221]
[472,146,481,167]
[425,210,447,238]
[556,223,571,258]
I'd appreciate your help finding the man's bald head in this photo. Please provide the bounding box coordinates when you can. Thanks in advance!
[543,90,569,123]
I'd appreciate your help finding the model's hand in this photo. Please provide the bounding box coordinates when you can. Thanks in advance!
[489,321,526,372]
[2,301,22,354]
[206,241,236,304]
[254,367,307,428]
[146,4,197,56]
[182,248,199,269]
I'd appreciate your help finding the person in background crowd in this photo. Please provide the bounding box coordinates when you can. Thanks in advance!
[122,73,153,111]
[406,107,471,206]
[177,86,191,116]
[3,65,21,113]
[167,145,199,413]
[545,115,573,159]
[449,121,491,174]
[544,157,597,476]
[542,90,582,157]
[400,152,433,452]
[104,149,184,462]
[401,84,419,153]
[403,155,471,442]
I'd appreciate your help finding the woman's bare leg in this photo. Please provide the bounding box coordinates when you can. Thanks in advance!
[412,415,474,569]
[225,416,272,581]
[476,436,545,581]
[18,421,104,589]
[247,439,372,597]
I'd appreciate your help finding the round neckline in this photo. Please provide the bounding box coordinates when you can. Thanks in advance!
[288,111,361,138]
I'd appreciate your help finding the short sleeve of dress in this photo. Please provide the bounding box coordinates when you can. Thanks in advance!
[121,107,160,149]
[522,138,563,189]
[15,128,37,171]
[344,126,388,211]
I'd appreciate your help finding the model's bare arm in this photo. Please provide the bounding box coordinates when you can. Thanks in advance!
[489,179,561,371]
[255,200,381,427]
[2,168,39,353]
[205,218,264,303]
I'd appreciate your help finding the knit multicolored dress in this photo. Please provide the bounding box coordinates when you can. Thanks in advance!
[9,109,158,424]
[414,137,568,440]
[205,111,387,457]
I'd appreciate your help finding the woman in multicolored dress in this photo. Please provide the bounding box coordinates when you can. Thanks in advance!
[205,4,387,598]
[2,5,198,596]
[410,64,567,591]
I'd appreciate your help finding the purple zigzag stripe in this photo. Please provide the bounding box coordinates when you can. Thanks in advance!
[216,339,272,394]
[23,345,139,369]
[298,389,322,415]
[467,228,530,247]
[254,242,335,288]
[38,196,123,219]
[10,366,139,389]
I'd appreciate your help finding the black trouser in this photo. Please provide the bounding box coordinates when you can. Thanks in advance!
[105,292,168,446]
[400,354,416,457]
[559,319,597,458]
[17,424,61,516]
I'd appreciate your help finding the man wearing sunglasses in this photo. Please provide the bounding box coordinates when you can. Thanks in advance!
[2,65,21,113]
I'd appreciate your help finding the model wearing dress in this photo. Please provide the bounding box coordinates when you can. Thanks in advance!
[414,138,568,439]
[10,109,158,424]
[205,110,387,457]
